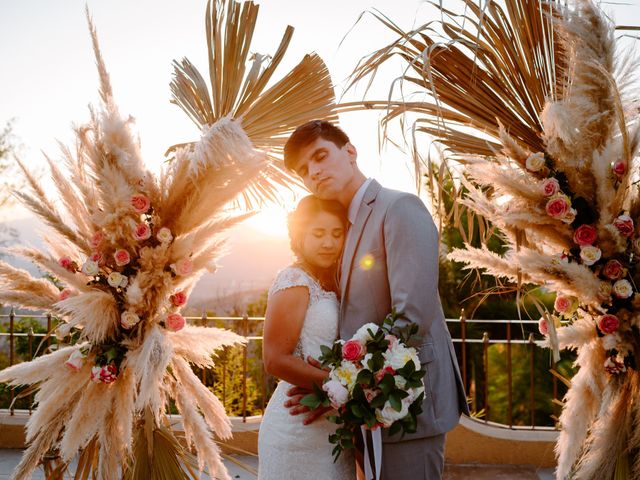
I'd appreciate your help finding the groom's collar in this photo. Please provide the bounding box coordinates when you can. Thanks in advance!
[347,178,373,225]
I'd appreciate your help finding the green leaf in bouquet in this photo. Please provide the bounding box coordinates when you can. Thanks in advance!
[352,383,366,402]
[367,352,385,372]
[408,393,425,416]
[396,359,416,377]
[356,368,374,386]
[350,403,366,418]
[329,433,340,443]
[300,393,322,409]
[364,413,378,428]
[402,415,418,434]
[389,392,403,412]
[379,372,395,395]
[405,378,424,389]
[319,344,333,360]
[332,445,342,461]
[383,307,399,330]
[388,421,402,437]
[370,392,387,409]
[341,437,355,449]
[327,415,342,424]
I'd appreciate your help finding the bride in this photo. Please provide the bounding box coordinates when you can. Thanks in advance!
[258,195,356,479]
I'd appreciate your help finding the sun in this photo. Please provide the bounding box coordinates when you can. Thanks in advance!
[243,205,290,237]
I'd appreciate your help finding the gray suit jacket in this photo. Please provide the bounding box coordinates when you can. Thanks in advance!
[339,180,469,442]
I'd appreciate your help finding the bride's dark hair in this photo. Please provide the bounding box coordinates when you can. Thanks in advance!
[287,195,347,293]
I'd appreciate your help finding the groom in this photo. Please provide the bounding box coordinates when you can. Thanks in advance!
[282,120,468,479]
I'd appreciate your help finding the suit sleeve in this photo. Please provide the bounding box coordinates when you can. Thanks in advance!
[383,193,441,336]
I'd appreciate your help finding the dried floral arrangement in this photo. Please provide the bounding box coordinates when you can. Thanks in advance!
[347,0,639,478]
[0,0,337,478]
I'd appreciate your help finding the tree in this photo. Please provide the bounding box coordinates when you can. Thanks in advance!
[0,120,21,257]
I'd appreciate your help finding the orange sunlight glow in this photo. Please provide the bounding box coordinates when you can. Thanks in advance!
[244,205,291,238]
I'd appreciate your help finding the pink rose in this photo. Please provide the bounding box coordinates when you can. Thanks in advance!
[131,194,151,214]
[598,314,620,334]
[364,388,379,403]
[59,288,75,301]
[58,256,77,272]
[613,161,626,176]
[603,260,624,280]
[385,334,398,349]
[90,231,104,249]
[171,257,193,276]
[114,249,131,266]
[573,224,597,246]
[613,215,634,237]
[166,313,186,332]
[554,296,572,314]
[545,195,571,219]
[538,317,549,336]
[133,223,151,241]
[170,291,188,307]
[541,178,560,197]
[90,251,105,265]
[90,364,118,384]
[342,340,364,361]
[604,355,627,375]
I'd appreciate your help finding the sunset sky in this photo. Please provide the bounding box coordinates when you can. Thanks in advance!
[1,0,639,236]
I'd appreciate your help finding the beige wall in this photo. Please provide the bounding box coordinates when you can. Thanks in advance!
[1,412,557,468]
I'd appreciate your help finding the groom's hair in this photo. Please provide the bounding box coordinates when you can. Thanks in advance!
[284,120,350,170]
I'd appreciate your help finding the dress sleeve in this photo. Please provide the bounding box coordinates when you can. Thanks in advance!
[268,267,313,299]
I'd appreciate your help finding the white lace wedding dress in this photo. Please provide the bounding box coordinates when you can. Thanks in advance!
[258,266,356,480]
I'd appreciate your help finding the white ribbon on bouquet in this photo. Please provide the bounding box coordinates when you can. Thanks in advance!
[361,426,382,480]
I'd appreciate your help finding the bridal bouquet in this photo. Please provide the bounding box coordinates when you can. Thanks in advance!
[302,311,425,460]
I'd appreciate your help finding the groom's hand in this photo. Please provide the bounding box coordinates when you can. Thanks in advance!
[285,386,332,425]
[284,385,311,414]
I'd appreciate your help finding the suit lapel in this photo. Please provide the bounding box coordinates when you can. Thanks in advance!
[340,180,382,319]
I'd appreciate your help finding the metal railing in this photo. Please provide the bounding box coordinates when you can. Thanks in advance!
[0,309,570,429]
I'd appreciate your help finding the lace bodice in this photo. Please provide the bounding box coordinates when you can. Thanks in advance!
[267,266,339,360]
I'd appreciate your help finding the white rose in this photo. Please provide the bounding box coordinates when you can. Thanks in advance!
[375,400,410,428]
[90,366,103,383]
[613,279,633,299]
[393,375,407,390]
[602,333,621,350]
[525,152,545,172]
[561,208,577,224]
[362,353,373,369]
[64,349,86,372]
[331,360,359,391]
[107,272,128,288]
[120,311,140,329]
[322,379,349,409]
[81,259,100,276]
[383,344,420,371]
[405,386,425,403]
[156,227,173,244]
[580,246,601,266]
[352,323,380,344]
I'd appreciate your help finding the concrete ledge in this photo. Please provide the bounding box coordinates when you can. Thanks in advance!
[445,416,557,468]
[1,411,557,468]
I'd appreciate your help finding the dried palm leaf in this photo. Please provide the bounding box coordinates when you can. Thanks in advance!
[169,0,338,208]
